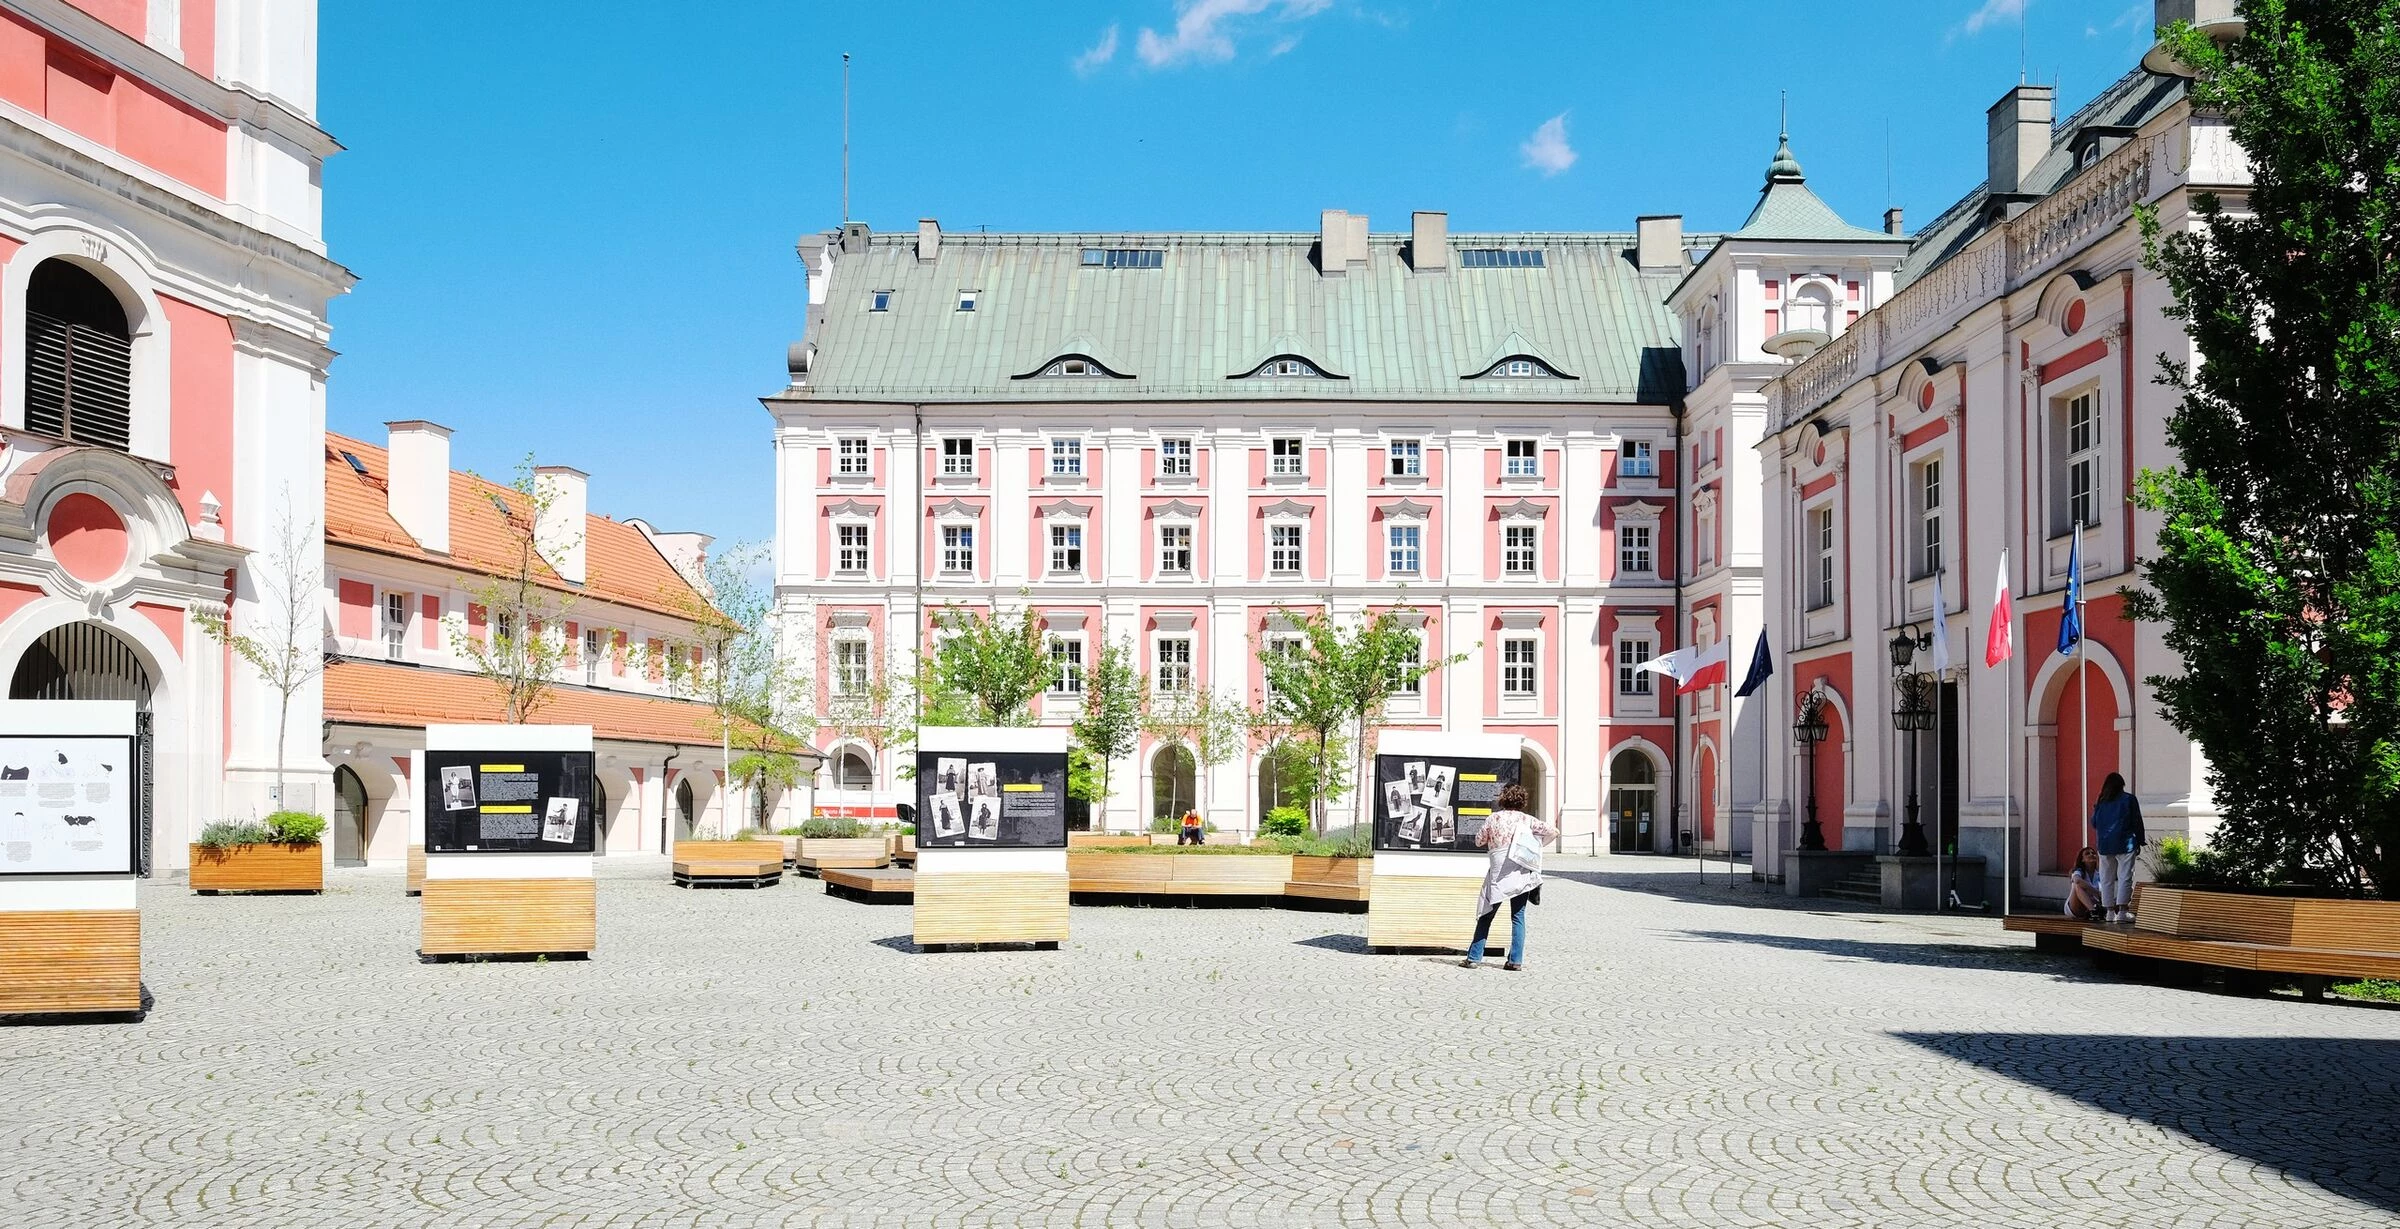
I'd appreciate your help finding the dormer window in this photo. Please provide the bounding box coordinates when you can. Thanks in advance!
[956,290,979,312]
[1016,354,1130,381]
[1080,248,1165,269]
[1471,355,1568,380]
[1460,249,1546,269]
[1232,354,1345,381]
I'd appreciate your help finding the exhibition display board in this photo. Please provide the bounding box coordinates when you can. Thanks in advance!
[912,727,1069,948]
[0,700,143,1017]
[418,724,597,959]
[1366,731,1522,953]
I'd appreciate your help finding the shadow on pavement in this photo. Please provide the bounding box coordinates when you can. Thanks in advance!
[1667,928,2101,979]
[1898,1032,2400,1214]
[1293,933,1370,954]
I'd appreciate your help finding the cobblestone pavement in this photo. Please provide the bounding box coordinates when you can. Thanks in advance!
[6,856,2399,1228]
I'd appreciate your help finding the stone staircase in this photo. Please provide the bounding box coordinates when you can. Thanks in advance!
[1819,864,1885,906]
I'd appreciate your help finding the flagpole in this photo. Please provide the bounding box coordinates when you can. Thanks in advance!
[2076,520,2090,857]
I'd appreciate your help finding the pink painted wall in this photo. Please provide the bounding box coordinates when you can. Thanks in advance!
[816,442,885,487]
[922,497,990,581]
[1030,499,1101,581]
[132,599,182,654]
[818,496,886,581]
[921,444,993,491]
[336,579,372,640]
[1244,496,1326,581]
[1479,446,1564,489]
[1368,443,1443,489]
[1482,497,1559,582]
[1140,497,1207,582]
[180,0,215,79]
[1366,498,1442,581]
[0,20,229,195]
[46,492,126,581]
[420,596,441,648]
[0,581,41,624]
[1139,444,1212,490]
[163,295,235,534]
[1139,606,1209,692]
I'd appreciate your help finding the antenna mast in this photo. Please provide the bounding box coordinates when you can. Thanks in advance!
[842,52,852,222]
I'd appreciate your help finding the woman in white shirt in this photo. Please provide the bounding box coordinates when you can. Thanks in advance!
[1462,783,1558,971]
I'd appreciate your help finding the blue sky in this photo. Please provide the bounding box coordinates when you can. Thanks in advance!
[321,0,2156,552]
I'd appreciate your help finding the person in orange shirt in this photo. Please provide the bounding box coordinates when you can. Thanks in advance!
[1179,809,1204,845]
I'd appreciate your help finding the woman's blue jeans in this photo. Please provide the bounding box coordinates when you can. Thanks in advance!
[1467,894,1528,965]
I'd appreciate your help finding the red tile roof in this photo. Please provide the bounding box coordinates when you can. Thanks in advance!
[325,659,731,748]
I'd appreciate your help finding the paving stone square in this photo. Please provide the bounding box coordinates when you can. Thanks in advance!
[4,857,2397,1227]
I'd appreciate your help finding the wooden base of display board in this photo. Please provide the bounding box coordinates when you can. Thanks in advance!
[406,845,425,896]
[0,909,142,1017]
[419,877,596,959]
[912,869,1068,948]
[1367,871,1505,955]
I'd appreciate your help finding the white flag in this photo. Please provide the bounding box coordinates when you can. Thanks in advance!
[1929,570,1953,674]
[1634,644,1700,683]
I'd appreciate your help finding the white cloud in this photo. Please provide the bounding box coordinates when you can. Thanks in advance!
[1073,24,1120,75]
[1961,0,2028,37]
[1135,0,1333,69]
[1520,113,1576,177]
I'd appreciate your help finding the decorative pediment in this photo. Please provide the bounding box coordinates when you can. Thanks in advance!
[1614,500,1665,523]
[1260,499,1314,520]
[1385,606,1431,629]
[1465,330,1578,381]
[1379,498,1432,521]
[824,498,881,519]
[928,498,983,520]
[1036,500,1090,521]
[1041,610,1088,630]
[1149,499,1204,520]
[1491,498,1549,521]
[1150,610,1198,631]
[1494,609,1545,630]
[1230,333,1348,381]
[1011,333,1136,381]
[826,610,873,629]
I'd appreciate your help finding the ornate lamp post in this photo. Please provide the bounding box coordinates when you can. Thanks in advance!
[1792,688,1830,852]
[1889,626,1935,858]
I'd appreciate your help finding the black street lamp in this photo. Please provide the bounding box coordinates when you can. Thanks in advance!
[1889,626,1935,858]
[1793,689,1830,852]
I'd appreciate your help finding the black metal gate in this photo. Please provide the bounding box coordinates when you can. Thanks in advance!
[9,621,157,875]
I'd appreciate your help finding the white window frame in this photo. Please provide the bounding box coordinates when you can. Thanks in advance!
[1502,523,1538,578]
[1267,521,1304,577]
[1269,436,1305,478]
[1158,436,1195,479]
[1386,522,1422,576]
[835,521,870,575]
[382,592,408,661]
[833,637,870,697]
[1156,521,1193,577]
[835,435,870,477]
[956,289,979,312]
[1616,636,1654,695]
[1620,438,1656,479]
[1048,521,1084,577]
[1503,438,1540,479]
[583,628,603,685]
[1809,504,1838,611]
[1915,456,1945,580]
[1694,499,1718,569]
[1154,635,1193,693]
[940,523,976,575]
[1263,634,1304,697]
[1501,636,1539,698]
[1049,435,1084,477]
[1392,637,1424,697]
[940,436,976,478]
[1047,634,1085,695]
[1618,522,1654,577]
[1387,438,1423,479]
[2063,389,2101,533]
[869,290,892,313]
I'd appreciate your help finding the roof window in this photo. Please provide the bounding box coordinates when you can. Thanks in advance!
[1471,355,1569,380]
[340,450,369,476]
[956,290,979,312]
[1233,354,1344,381]
[870,290,893,312]
[1460,249,1546,269]
[1080,248,1164,269]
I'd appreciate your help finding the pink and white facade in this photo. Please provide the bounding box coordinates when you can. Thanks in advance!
[0,0,347,872]
[767,214,1699,847]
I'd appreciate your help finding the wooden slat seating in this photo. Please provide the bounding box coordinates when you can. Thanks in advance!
[1284,856,1372,904]
[2080,886,2400,992]
[406,844,426,896]
[0,910,140,1016]
[823,866,914,902]
[794,837,890,876]
[1367,874,1499,954]
[1068,851,1295,896]
[671,840,783,888]
[421,878,596,957]
[1070,832,1148,848]
[913,872,1067,947]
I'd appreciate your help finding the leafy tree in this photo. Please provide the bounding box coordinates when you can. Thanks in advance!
[1255,607,1459,834]
[921,601,1051,727]
[195,493,321,809]
[821,638,912,817]
[1070,637,1144,831]
[1141,685,1250,820]
[660,543,814,834]
[448,458,578,723]
[2132,0,2400,895]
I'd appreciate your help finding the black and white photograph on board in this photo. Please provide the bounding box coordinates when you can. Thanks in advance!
[440,765,477,811]
[1422,764,1457,809]
[935,757,966,800]
[1430,806,1456,846]
[913,747,1069,848]
[968,794,1000,841]
[968,762,998,801]
[930,793,966,838]
[1371,749,1519,853]
[0,734,137,874]
[541,796,580,844]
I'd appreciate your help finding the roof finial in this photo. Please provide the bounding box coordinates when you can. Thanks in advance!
[1767,91,1804,185]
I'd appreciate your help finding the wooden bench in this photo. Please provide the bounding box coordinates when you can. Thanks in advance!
[2000,913,2098,951]
[1068,851,1295,898]
[2078,886,2400,998]
[1284,855,1371,908]
[793,837,891,877]
[823,866,914,903]
[670,840,784,888]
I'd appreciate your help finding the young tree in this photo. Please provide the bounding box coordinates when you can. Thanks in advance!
[1256,607,1458,835]
[1141,685,1250,820]
[921,601,1052,727]
[660,544,814,834]
[195,495,322,809]
[821,640,912,818]
[1070,637,1144,831]
[448,458,578,723]
[2133,0,2400,895]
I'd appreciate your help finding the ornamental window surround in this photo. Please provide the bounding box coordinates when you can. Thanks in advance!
[1617,637,1654,695]
[1159,437,1195,478]
[1047,634,1085,694]
[1269,436,1305,478]
[940,524,975,574]
[836,436,870,476]
[833,638,870,696]
[836,522,870,574]
[1049,436,1084,476]
[1268,523,1303,576]
[1501,637,1538,698]
[1154,636,1193,693]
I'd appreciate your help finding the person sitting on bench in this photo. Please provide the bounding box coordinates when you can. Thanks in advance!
[2064,846,2104,921]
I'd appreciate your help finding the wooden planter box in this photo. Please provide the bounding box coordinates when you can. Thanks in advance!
[1286,855,1372,903]
[797,836,890,873]
[671,840,784,887]
[1068,850,1296,895]
[1069,832,1150,848]
[189,843,323,894]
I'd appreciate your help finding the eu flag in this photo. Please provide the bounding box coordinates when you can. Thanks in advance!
[2056,524,2083,655]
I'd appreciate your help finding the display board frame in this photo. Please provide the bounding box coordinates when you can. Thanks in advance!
[0,730,142,876]
[912,736,1069,851]
[1368,735,1523,855]
[420,748,598,855]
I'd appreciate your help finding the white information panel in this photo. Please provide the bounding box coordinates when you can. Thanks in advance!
[0,702,139,877]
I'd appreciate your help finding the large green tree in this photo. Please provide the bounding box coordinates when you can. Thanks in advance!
[2133,0,2400,895]
[1255,607,1457,835]
[1070,637,1145,830]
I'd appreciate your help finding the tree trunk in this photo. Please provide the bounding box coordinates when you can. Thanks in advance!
[273,692,289,812]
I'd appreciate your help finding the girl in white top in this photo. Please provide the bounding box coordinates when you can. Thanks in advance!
[2064,846,2104,920]
[1463,783,1558,971]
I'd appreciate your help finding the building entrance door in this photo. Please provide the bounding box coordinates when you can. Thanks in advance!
[9,621,154,872]
[1607,750,1657,853]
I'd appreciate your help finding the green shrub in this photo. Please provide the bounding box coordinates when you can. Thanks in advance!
[775,826,807,836]
[197,820,270,849]
[1261,806,1309,838]
[2334,979,2400,1003]
[1148,812,1216,834]
[263,811,326,846]
[1256,831,1370,858]
[799,816,866,839]
[730,827,775,841]
[2150,834,2248,888]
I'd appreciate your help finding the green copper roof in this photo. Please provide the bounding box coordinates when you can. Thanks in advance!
[1731,136,1907,244]
[790,231,1706,404]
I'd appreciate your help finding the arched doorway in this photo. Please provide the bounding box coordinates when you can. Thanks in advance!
[675,778,696,842]
[1607,750,1658,853]
[1256,741,1310,825]
[10,621,154,871]
[332,765,367,866]
[1518,748,1545,820]
[24,259,134,452]
[594,776,611,857]
[1152,744,1196,822]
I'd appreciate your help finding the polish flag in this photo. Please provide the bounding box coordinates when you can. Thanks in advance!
[1677,638,1732,695]
[1984,551,2014,668]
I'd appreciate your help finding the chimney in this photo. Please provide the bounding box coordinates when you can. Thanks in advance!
[1635,215,1683,271]
[1410,211,1448,271]
[1986,84,2055,198]
[629,520,715,594]
[1319,209,1368,276]
[917,218,940,262]
[839,221,870,254]
[384,420,452,555]
[1884,207,1906,236]
[533,465,588,586]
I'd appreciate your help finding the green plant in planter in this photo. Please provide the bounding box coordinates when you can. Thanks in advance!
[799,816,865,839]
[774,826,807,837]
[2149,834,2249,889]
[197,820,271,849]
[264,811,326,846]
[1261,806,1309,838]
